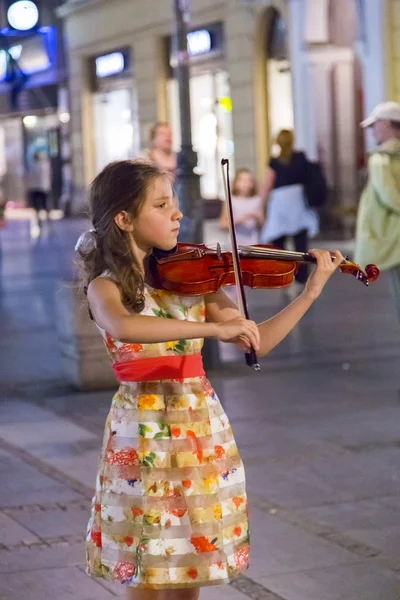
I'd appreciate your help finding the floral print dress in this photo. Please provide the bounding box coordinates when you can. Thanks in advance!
[86,284,249,590]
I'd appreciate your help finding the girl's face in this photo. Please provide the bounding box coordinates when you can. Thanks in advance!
[133,176,182,252]
[235,171,254,197]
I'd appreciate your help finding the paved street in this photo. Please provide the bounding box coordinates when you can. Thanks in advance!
[0,216,400,600]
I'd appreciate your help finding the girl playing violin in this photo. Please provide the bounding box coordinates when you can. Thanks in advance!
[77,159,343,600]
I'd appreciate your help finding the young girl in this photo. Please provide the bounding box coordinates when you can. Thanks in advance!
[219,168,264,246]
[77,160,343,600]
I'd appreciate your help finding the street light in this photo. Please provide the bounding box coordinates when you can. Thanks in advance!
[172,0,202,244]
[172,0,220,369]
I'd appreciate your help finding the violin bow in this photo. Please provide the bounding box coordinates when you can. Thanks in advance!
[221,159,260,371]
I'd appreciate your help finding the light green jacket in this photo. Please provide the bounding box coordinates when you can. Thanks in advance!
[355,138,400,271]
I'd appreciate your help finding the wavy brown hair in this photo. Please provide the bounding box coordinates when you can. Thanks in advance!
[77,160,166,314]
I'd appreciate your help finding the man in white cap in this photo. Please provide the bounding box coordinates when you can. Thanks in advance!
[355,101,400,321]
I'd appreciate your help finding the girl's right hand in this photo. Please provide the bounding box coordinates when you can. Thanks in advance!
[215,316,260,351]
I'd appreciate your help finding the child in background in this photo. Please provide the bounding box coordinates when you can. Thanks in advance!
[219,168,264,246]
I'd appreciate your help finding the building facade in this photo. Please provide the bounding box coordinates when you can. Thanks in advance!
[0,0,69,209]
[59,0,397,227]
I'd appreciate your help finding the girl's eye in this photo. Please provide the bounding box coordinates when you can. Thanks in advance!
[158,202,166,209]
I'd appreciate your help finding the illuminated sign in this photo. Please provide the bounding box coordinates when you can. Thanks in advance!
[187,29,211,56]
[7,1,39,31]
[96,52,125,78]
[169,23,223,69]
[0,36,51,81]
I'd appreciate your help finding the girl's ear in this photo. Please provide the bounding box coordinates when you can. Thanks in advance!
[114,211,134,232]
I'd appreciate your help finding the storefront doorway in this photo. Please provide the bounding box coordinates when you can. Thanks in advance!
[91,49,139,175]
[265,8,294,152]
[0,111,62,209]
[167,23,234,206]
[253,7,294,176]
[168,67,234,201]
[93,86,139,173]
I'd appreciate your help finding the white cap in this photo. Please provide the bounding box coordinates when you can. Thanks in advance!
[361,102,400,128]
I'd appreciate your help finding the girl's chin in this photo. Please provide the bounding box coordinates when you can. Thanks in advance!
[152,241,178,253]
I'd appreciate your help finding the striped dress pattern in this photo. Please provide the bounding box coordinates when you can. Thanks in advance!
[86,285,249,589]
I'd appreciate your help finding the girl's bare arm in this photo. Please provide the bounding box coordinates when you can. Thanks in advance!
[206,288,313,357]
[206,250,344,357]
[87,277,260,349]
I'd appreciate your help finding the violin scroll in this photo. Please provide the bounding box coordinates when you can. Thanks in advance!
[365,264,380,283]
[339,260,380,286]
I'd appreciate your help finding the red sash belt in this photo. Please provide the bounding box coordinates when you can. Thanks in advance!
[113,354,204,382]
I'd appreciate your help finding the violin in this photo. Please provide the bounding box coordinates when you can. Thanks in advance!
[149,158,379,371]
[149,242,380,296]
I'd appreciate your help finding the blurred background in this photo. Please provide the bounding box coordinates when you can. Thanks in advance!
[0,0,397,231]
[0,1,400,599]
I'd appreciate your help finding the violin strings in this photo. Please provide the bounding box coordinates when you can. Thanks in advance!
[239,246,310,262]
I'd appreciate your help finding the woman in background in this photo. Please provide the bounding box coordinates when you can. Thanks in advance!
[261,130,319,286]
[141,122,177,177]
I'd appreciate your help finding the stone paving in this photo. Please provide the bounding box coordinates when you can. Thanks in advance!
[0,217,400,599]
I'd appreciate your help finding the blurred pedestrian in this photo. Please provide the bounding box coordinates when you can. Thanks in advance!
[26,151,51,227]
[355,102,400,321]
[219,168,264,246]
[76,158,343,600]
[141,122,176,176]
[261,129,319,287]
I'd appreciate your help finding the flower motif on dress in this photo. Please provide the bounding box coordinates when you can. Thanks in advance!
[138,394,164,410]
[140,451,157,467]
[143,509,162,525]
[131,506,143,519]
[213,504,222,520]
[170,426,181,438]
[165,339,188,354]
[106,448,139,466]
[201,377,214,397]
[165,486,187,518]
[190,535,218,553]
[90,530,102,548]
[151,308,173,319]
[214,445,226,460]
[105,332,116,351]
[232,496,245,509]
[113,561,136,582]
[234,545,249,569]
[187,568,198,580]
[120,343,143,354]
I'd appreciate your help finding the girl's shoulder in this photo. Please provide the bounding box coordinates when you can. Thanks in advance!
[88,271,118,291]
[99,269,115,280]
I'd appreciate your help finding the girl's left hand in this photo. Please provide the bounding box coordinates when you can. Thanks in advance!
[304,249,344,299]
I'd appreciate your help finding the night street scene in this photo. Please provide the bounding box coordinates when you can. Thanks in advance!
[0,1,400,600]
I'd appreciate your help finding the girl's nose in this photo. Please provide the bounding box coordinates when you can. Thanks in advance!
[174,207,183,221]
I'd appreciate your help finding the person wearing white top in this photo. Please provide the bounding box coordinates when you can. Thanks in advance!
[219,168,264,246]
